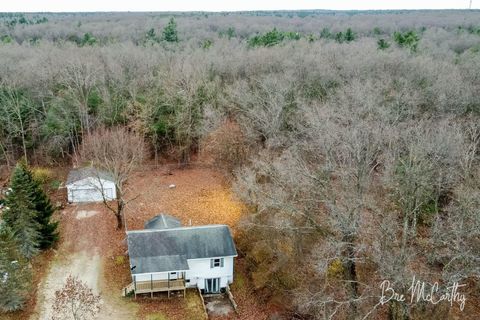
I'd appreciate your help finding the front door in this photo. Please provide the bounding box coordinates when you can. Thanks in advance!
[204,278,220,293]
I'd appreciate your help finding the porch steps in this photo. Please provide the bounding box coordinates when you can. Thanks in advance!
[122,282,135,297]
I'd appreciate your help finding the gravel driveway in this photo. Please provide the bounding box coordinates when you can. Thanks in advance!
[31,207,136,320]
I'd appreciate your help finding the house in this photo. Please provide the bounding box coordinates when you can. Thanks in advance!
[66,167,116,203]
[124,214,237,297]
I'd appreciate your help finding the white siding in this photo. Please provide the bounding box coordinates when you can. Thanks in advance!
[131,256,235,290]
[67,177,116,203]
[185,256,234,289]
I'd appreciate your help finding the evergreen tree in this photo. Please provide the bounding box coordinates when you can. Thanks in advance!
[320,27,332,39]
[394,30,420,52]
[0,224,32,312]
[81,32,97,46]
[226,27,236,39]
[145,28,159,43]
[248,28,285,47]
[2,161,40,258]
[162,17,179,42]
[377,38,390,50]
[31,174,58,249]
[3,161,58,251]
[344,28,356,42]
[335,31,344,43]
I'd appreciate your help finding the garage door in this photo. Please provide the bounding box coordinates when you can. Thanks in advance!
[71,188,113,202]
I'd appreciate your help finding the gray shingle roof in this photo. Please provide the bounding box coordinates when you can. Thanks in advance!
[131,255,189,274]
[144,214,182,230]
[66,167,114,185]
[127,225,237,274]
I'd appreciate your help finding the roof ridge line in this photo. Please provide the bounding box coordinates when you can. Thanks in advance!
[127,224,229,234]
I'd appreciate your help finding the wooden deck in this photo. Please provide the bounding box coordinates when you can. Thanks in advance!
[122,279,186,298]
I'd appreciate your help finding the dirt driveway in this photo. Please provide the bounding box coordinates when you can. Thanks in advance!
[30,206,136,320]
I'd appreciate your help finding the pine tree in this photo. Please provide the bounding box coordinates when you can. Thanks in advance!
[31,175,58,249]
[344,28,356,42]
[162,17,179,42]
[377,38,390,50]
[145,28,158,43]
[2,161,40,258]
[0,224,32,312]
[3,161,58,251]
[335,31,344,43]
[320,27,332,39]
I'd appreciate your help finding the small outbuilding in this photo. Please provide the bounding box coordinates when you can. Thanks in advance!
[66,167,116,203]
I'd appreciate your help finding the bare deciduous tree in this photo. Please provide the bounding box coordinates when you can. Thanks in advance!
[52,275,101,320]
[79,127,145,229]
[0,86,35,165]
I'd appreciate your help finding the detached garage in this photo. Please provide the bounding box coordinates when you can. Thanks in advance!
[66,167,116,203]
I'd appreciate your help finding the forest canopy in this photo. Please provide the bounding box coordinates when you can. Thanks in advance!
[0,10,479,319]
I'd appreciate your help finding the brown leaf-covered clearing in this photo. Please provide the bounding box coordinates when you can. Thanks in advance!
[20,165,270,320]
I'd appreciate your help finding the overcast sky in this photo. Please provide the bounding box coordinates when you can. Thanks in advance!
[0,1,478,12]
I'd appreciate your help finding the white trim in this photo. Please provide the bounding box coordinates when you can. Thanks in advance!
[132,269,189,276]
[66,177,113,187]
[187,255,237,261]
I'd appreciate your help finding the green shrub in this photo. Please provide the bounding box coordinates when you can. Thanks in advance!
[394,30,420,52]
[201,39,213,49]
[114,255,125,265]
[335,31,344,43]
[145,28,159,43]
[1,35,13,44]
[320,27,332,39]
[471,43,480,53]
[50,180,61,190]
[335,28,356,43]
[373,27,382,35]
[327,259,344,278]
[32,167,54,185]
[81,32,97,46]
[248,28,285,47]
[226,27,236,39]
[248,28,302,47]
[284,31,301,40]
[377,38,390,50]
[219,27,236,39]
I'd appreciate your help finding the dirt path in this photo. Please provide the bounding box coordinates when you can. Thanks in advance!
[30,207,136,320]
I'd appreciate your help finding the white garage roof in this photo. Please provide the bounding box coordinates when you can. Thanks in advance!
[66,167,114,185]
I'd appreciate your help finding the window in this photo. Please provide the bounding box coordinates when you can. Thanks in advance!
[210,258,224,268]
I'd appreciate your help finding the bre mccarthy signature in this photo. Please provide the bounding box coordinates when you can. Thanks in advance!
[379,276,466,311]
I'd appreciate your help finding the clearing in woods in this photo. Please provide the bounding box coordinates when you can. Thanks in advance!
[30,166,269,320]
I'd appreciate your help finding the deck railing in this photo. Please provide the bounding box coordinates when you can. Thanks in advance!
[122,277,186,297]
[134,279,186,294]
